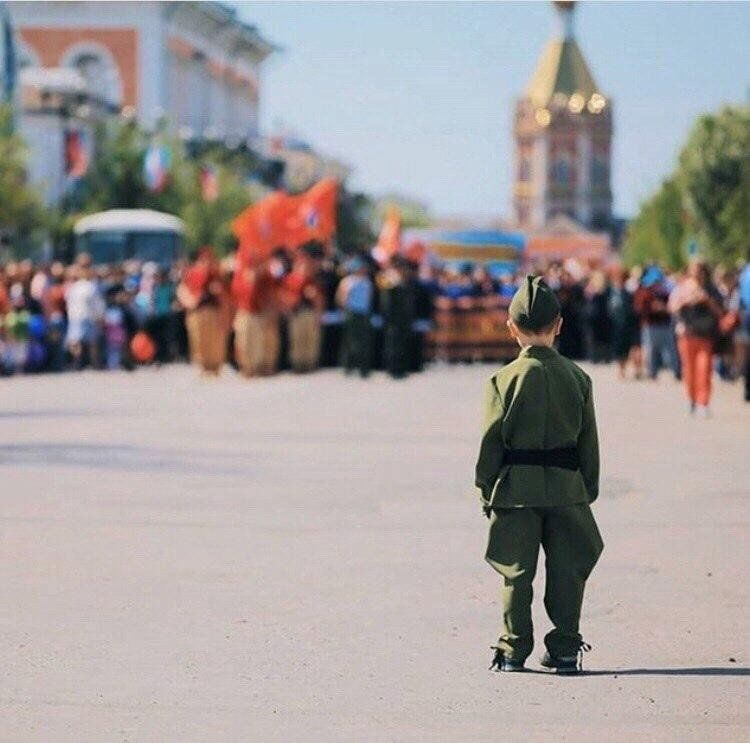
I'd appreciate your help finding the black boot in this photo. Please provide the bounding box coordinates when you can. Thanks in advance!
[489,646,525,672]
[540,642,591,674]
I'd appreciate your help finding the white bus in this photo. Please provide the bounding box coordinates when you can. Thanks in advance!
[74,209,185,266]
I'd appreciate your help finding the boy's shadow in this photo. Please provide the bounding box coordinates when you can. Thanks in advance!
[525,667,748,677]
[585,667,748,677]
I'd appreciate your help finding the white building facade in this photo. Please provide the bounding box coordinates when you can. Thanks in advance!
[9,1,273,140]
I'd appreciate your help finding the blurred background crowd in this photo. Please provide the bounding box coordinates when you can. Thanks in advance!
[0,1,747,422]
[2,247,749,412]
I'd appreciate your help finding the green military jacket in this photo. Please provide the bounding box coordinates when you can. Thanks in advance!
[475,345,599,509]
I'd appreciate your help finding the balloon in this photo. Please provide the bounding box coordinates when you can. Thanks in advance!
[130,331,156,364]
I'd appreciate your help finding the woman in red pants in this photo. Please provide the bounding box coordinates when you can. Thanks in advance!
[669,261,724,416]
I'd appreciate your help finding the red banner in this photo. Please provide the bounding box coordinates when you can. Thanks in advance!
[232,178,338,266]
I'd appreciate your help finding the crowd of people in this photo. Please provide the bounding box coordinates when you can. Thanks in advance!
[431,258,750,413]
[1,247,748,411]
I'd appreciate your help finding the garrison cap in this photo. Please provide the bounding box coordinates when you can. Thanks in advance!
[509,275,561,331]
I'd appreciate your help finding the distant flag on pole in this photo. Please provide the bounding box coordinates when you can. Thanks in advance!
[200,164,219,202]
[144,144,171,193]
[372,205,401,266]
[64,129,89,179]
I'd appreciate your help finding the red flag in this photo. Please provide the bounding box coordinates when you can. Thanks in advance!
[284,178,338,249]
[372,206,401,265]
[232,190,295,267]
[200,165,219,202]
[231,179,338,266]
[65,130,89,179]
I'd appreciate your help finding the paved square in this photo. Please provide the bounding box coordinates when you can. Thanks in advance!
[1,364,748,741]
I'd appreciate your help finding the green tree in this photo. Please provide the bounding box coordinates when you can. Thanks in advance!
[0,105,47,257]
[336,188,375,254]
[75,117,263,256]
[678,105,750,264]
[180,166,262,256]
[373,195,432,230]
[80,117,190,215]
[622,178,687,270]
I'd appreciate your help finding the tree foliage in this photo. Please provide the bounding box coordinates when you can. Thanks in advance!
[678,105,750,265]
[336,189,376,254]
[66,117,381,258]
[0,105,47,257]
[622,178,687,270]
[373,195,432,230]
[70,117,260,256]
[624,105,749,268]
[181,172,265,256]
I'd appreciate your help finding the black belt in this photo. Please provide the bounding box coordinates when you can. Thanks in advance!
[504,447,579,471]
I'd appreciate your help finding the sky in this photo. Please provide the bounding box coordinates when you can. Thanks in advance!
[232,1,750,220]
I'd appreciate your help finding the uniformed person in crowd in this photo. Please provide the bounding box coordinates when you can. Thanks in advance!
[177,247,229,376]
[283,242,325,373]
[402,258,434,373]
[318,256,344,368]
[263,248,290,375]
[231,255,276,377]
[379,256,416,379]
[475,275,603,674]
[336,256,374,377]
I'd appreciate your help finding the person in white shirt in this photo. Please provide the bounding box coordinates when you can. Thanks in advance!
[65,256,105,369]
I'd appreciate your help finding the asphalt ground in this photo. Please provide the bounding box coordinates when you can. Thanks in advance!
[1,363,748,741]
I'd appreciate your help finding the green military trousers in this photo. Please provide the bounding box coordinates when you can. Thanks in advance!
[485,504,603,662]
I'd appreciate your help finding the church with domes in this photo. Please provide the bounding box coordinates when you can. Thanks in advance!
[513,1,613,232]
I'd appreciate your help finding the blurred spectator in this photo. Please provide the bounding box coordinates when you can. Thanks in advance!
[380,256,417,379]
[318,256,344,368]
[283,243,325,374]
[336,256,374,377]
[713,266,741,381]
[584,270,612,363]
[607,265,640,380]
[668,260,724,416]
[177,247,228,376]
[64,255,105,370]
[103,286,128,370]
[634,266,680,381]
[738,262,750,402]
[556,270,586,360]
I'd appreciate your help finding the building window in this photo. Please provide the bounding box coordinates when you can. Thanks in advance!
[17,43,40,70]
[518,158,531,182]
[591,212,610,230]
[62,44,123,108]
[591,158,609,186]
[551,158,570,186]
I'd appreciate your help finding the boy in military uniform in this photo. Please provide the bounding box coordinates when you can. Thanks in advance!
[476,276,603,673]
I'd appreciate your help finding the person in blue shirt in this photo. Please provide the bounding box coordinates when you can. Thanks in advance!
[336,257,374,377]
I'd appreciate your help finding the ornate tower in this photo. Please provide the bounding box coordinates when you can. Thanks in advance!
[513,1,612,230]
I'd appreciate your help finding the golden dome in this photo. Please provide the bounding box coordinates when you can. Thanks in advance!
[525,2,601,109]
